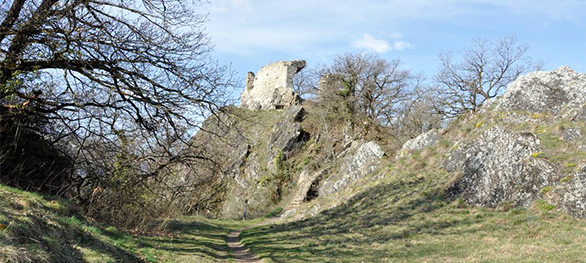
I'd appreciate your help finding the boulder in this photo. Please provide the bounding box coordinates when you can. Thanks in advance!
[319,141,385,196]
[398,129,440,157]
[444,127,558,207]
[553,166,586,218]
[494,66,586,120]
[240,60,306,111]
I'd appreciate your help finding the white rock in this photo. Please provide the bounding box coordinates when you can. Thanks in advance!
[319,141,385,196]
[495,66,586,120]
[398,129,440,158]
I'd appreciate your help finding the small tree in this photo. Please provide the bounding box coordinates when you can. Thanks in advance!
[317,53,416,126]
[433,35,542,117]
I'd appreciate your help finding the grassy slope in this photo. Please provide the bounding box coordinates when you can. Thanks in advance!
[242,162,586,263]
[0,184,265,263]
[240,110,586,263]
[3,109,585,263]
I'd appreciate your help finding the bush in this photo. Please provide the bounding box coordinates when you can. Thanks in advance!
[0,107,72,195]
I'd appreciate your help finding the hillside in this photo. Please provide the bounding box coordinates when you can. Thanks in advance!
[2,65,585,263]
[230,67,586,262]
[193,65,585,262]
[0,183,276,263]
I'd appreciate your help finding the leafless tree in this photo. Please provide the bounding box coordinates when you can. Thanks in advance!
[292,66,319,99]
[0,0,234,227]
[433,35,542,117]
[317,53,417,126]
[390,88,443,143]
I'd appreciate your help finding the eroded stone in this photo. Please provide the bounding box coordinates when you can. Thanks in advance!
[240,60,306,110]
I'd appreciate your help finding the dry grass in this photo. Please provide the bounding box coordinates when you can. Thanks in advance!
[239,111,586,263]
[0,184,272,263]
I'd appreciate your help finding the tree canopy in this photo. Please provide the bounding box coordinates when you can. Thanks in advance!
[0,0,234,225]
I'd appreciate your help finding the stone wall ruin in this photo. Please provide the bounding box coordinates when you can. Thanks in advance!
[240,60,306,110]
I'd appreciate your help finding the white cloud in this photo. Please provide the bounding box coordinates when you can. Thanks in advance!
[393,41,413,51]
[352,34,391,53]
[390,32,403,39]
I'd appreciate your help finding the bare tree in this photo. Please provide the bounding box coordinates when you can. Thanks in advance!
[391,87,443,143]
[317,53,416,125]
[0,0,234,227]
[292,66,319,99]
[433,35,542,117]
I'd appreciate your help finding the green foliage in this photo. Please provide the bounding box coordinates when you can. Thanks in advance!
[267,207,283,217]
[536,200,556,211]
[337,79,353,98]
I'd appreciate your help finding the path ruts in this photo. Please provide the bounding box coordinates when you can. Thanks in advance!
[226,170,321,262]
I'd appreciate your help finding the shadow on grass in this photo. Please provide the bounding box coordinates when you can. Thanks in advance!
[241,177,485,262]
[132,219,231,260]
[0,210,146,263]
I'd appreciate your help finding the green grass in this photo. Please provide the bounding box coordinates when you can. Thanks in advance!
[238,111,586,262]
[0,184,266,263]
[241,168,586,262]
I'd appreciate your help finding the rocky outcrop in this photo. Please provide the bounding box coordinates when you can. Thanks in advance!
[319,141,385,196]
[444,127,557,207]
[443,67,586,217]
[240,60,306,111]
[494,66,586,121]
[179,105,311,219]
[267,106,306,155]
[553,166,586,218]
[398,129,439,157]
[266,106,308,173]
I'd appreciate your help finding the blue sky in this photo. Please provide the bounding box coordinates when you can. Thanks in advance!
[198,0,586,94]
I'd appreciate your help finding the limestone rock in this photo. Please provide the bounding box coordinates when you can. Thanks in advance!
[240,60,306,110]
[319,141,385,196]
[398,129,439,157]
[494,66,586,120]
[444,127,558,207]
[562,128,582,142]
[267,106,306,154]
[553,166,586,218]
[266,106,307,172]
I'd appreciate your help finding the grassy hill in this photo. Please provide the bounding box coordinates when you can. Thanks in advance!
[0,184,265,263]
[241,138,586,262]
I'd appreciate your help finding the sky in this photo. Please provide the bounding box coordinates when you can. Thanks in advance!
[197,0,586,95]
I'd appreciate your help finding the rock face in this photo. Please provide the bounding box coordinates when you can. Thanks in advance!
[266,106,308,173]
[443,66,586,218]
[319,141,385,196]
[179,105,310,219]
[398,129,439,157]
[267,106,306,156]
[222,106,308,218]
[240,60,306,111]
[495,66,586,120]
[553,166,586,218]
[444,127,557,207]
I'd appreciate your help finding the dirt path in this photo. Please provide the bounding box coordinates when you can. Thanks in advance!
[226,213,283,263]
[227,229,258,262]
[226,170,320,262]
